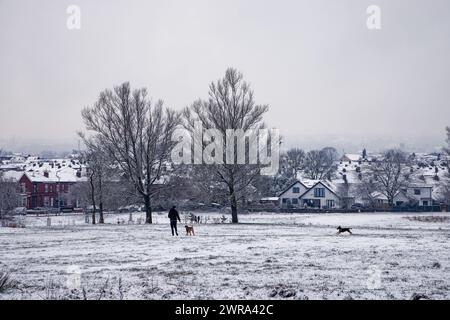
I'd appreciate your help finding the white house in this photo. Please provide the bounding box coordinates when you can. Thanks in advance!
[393,184,433,207]
[278,180,341,209]
[298,181,340,209]
[278,181,309,207]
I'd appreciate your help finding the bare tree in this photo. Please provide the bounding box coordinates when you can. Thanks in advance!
[303,147,338,180]
[183,68,269,223]
[77,136,113,224]
[436,127,450,208]
[172,164,228,207]
[365,149,409,207]
[261,152,300,197]
[354,177,379,208]
[0,172,19,219]
[285,148,305,179]
[436,171,450,207]
[444,126,450,173]
[67,181,91,209]
[81,82,181,223]
[335,182,354,210]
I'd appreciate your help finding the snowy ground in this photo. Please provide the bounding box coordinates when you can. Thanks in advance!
[1,211,449,300]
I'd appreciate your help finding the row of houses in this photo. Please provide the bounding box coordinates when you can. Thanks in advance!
[262,151,445,210]
[270,180,435,209]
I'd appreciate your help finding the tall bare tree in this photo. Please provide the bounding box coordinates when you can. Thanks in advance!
[183,68,269,223]
[81,82,180,223]
[365,149,409,207]
[303,147,338,180]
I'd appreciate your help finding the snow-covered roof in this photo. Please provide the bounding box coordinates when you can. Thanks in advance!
[406,183,433,189]
[301,179,321,188]
[342,154,361,162]
[23,167,86,183]
[370,192,388,200]
[1,171,24,182]
[261,197,279,201]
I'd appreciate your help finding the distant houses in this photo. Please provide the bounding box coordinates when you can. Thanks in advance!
[277,179,436,210]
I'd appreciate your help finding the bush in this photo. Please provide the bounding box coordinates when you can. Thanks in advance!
[0,270,17,293]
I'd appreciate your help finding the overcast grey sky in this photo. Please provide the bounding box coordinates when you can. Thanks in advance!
[1,0,450,152]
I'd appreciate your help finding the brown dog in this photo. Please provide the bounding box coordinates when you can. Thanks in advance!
[185,225,195,236]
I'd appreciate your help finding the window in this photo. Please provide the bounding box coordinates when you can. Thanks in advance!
[414,189,421,195]
[326,200,335,208]
[422,201,429,206]
[44,196,49,207]
[282,198,288,204]
[292,198,298,205]
[314,188,325,197]
[292,187,300,194]
[44,184,48,193]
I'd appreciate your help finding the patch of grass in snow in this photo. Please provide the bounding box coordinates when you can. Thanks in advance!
[404,216,450,223]
[0,269,18,293]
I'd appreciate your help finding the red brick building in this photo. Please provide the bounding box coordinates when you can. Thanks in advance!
[19,170,82,209]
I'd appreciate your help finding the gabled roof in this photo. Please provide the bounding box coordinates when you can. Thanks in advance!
[278,180,308,197]
[298,180,339,199]
[393,190,414,202]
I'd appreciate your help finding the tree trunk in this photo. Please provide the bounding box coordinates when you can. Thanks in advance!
[230,193,238,223]
[99,202,104,224]
[89,174,96,225]
[92,204,96,225]
[98,173,104,224]
[144,194,152,224]
[388,197,394,209]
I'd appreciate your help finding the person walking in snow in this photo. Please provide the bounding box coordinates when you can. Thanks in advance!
[168,206,181,236]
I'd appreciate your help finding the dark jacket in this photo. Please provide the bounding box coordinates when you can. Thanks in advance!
[168,208,181,222]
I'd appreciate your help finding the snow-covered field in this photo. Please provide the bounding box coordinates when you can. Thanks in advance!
[1,212,449,300]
